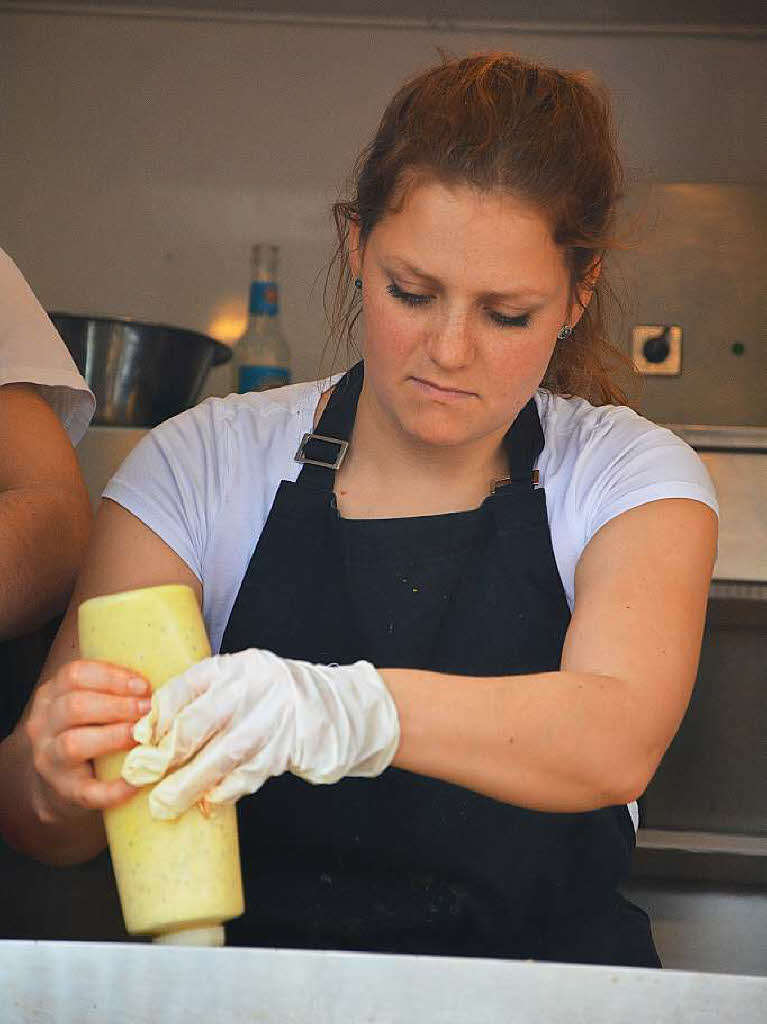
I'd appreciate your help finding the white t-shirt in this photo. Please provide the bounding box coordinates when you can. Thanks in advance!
[0,248,95,444]
[104,378,719,656]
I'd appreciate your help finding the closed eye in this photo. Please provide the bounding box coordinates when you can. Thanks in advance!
[386,282,430,307]
[488,310,531,329]
[386,282,530,329]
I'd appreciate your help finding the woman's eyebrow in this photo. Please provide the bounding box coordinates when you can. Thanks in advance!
[385,256,549,302]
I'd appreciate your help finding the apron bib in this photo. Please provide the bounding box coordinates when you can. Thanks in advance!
[219,362,659,967]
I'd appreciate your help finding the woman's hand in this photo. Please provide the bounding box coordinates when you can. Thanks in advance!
[122,649,400,821]
[23,660,152,823]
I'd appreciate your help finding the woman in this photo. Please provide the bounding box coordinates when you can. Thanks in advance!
[0,53,717,966]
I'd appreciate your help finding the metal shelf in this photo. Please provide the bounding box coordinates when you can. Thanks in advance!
[707,580,767,627]
[710,580,767,601]
[632,830,767,888]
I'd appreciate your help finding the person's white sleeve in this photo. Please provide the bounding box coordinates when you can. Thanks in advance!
[0,248,95,444]
[580,407,719,546]
[102,399,232,581]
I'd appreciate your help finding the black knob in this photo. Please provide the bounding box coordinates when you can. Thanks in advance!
[643,330,670,364]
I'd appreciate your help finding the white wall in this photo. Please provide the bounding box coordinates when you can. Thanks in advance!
[0,9,764,396]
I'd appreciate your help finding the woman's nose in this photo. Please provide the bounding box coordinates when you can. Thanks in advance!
[425,312,475,369]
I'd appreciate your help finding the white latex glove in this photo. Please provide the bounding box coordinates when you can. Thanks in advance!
[120,649,400,821]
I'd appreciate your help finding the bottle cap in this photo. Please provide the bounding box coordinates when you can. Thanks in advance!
[152,924,225,947]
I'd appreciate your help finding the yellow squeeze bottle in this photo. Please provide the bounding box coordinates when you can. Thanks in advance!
[78,584,244,946]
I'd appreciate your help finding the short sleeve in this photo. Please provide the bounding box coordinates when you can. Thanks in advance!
[535,393,720,612]
[0,249,95,444]
[580,407,719,544]
[103,399,233,582]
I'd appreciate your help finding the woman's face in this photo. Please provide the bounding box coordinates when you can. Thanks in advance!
[350,178,589,450]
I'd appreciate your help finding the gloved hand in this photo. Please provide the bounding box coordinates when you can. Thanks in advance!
[120,649,400,820]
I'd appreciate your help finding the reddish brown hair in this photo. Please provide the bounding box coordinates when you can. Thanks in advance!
[324,51,637,406]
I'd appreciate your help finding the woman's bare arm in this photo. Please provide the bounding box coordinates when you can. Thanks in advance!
[385,498,717,811]
[0,383,92,640]
[0,498,202,864]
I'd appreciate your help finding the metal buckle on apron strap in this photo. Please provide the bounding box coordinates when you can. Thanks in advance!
[492,469,539,493]
[296,430,536,482]
[295,432,349,470]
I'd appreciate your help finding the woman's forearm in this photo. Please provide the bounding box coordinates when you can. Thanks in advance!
[382,668,659,812]
[0,725,107,865]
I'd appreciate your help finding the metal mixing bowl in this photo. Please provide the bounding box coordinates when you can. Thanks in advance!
[49,313,232,427]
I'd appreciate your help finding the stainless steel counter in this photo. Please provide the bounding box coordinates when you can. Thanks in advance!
[2,941,765,1023]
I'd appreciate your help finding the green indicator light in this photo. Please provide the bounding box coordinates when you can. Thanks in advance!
[731,342,745,356]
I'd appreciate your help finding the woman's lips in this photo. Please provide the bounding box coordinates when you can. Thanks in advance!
[410,377,476,400]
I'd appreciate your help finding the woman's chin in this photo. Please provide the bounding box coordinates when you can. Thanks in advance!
[398,413,485,451]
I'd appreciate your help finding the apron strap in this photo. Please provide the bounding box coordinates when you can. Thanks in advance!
[294,360,364,492]
[498,398,545,487]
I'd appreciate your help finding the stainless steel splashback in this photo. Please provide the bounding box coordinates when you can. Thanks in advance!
[610,184,766,427]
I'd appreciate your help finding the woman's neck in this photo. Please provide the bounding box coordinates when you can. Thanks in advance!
[330,381,510,519]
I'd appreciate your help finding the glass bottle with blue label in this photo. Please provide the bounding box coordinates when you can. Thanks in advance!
[232,244,291,393]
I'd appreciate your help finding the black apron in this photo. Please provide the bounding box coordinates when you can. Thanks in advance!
[220,361,660,967]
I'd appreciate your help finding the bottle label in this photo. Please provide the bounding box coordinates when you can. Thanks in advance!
[238,365,291,393]
[249,281,278,317]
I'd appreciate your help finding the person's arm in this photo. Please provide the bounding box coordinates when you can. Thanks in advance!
[385,497,717,810]
[0,382,92,640]
[0,497,203,864]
